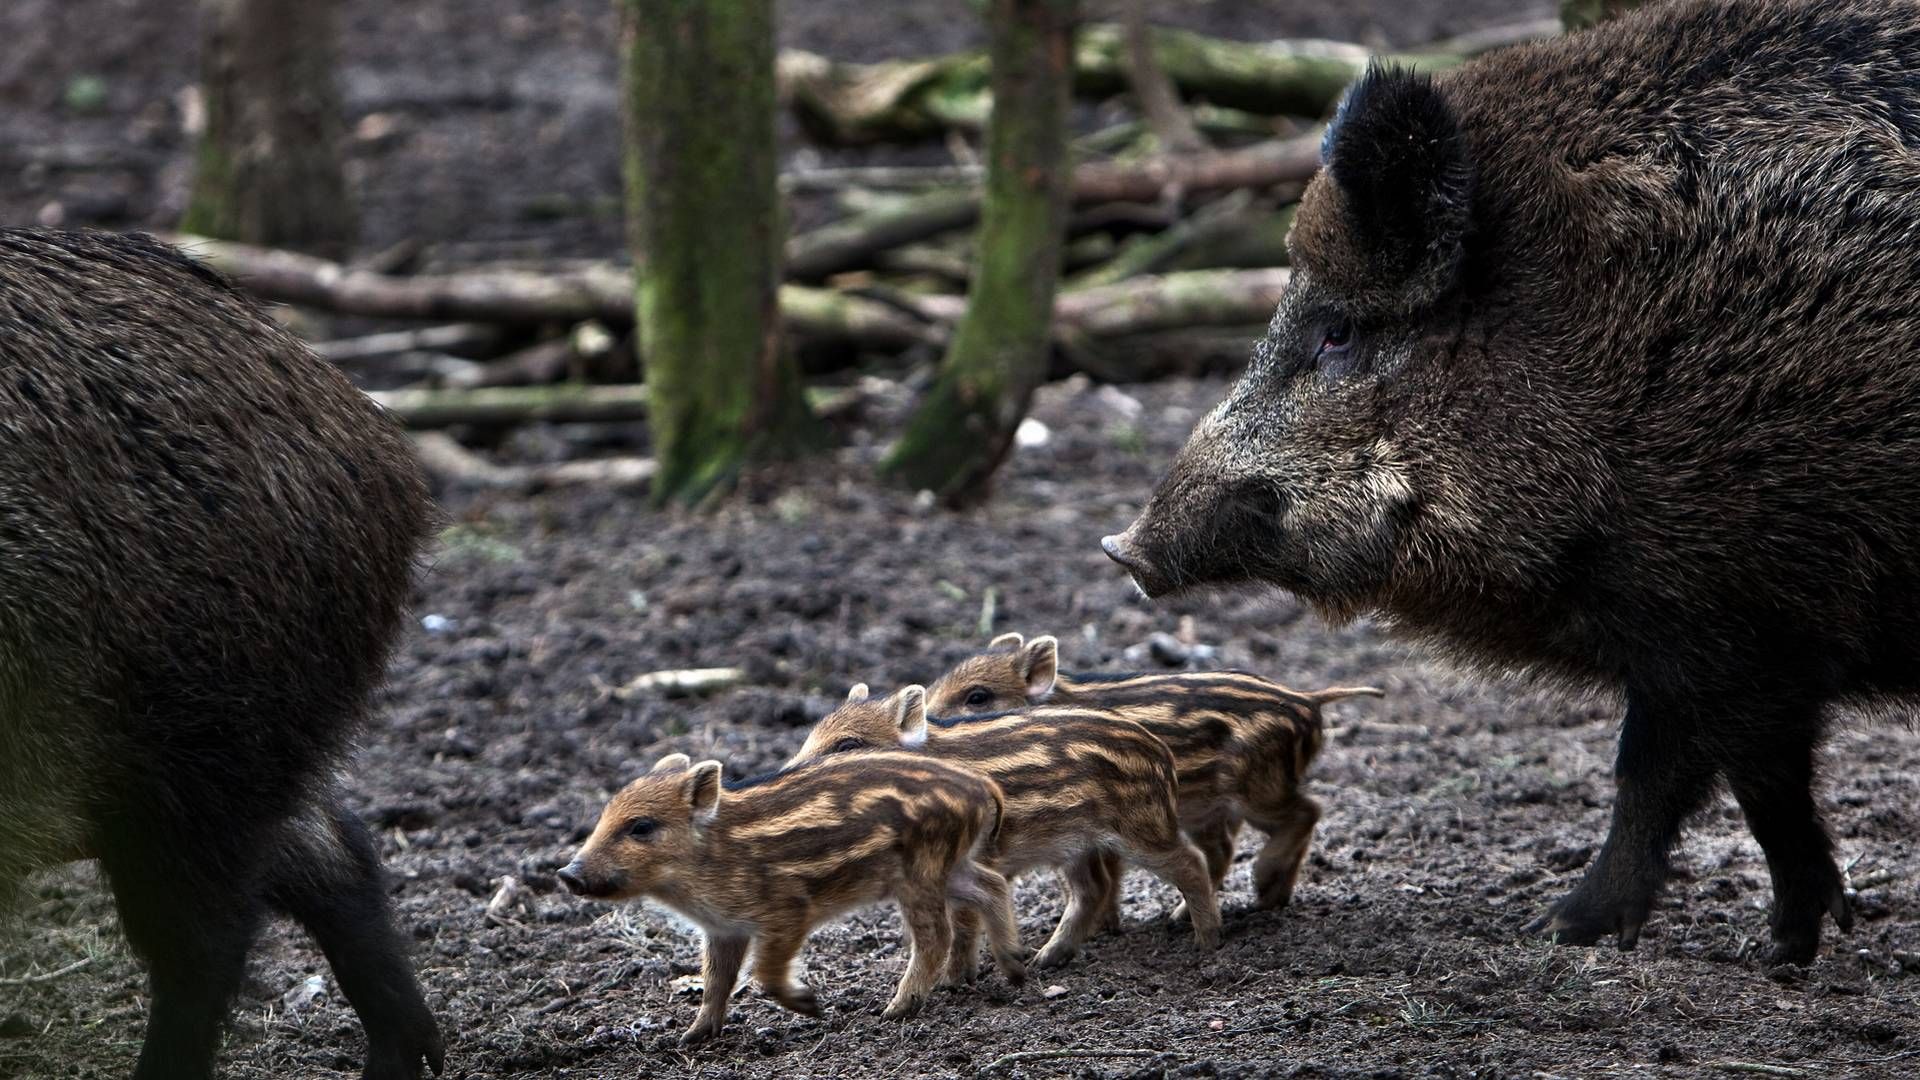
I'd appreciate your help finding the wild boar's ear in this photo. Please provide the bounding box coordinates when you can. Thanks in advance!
[685,760,723,819]
[1021,636,1059,700]
[651,752,692,774]
[846,682,871,704]
[988,631,1025,650]
[893,685,929,737]
[1316,63,1473,311]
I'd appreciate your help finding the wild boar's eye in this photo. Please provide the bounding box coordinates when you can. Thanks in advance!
[831,736,867,754]
[964,688,993,708]
[626,817,659,840]
[1317,318,1353,357]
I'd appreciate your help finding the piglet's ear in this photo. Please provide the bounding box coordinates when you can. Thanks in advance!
[846,682,871,704]
[1310,63,1473,312]
[685,760,723,819]
[893,685,928,737]
[651,752,692,774]
[1021,636,1059,700]
[988,632,1025,650]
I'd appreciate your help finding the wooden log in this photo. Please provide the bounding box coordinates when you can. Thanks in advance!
[170,234,938,351]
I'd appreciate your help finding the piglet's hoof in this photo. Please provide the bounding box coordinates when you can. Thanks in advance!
[881,992,926,1019]
[679,1018,725,1047]
[775,986,821,1018]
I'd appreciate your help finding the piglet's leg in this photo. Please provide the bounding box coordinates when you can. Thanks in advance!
[1132,838,1221,951]
[885,886,954,1019]
[949,861,1027,986]
[1172,817,1239,921]
[1033,856,1107,969]
[681,934,748,1046]
[1092,851,1126,932]
[751,926,820,1018]
[943,905,981,985]
[1247,796,1319,910]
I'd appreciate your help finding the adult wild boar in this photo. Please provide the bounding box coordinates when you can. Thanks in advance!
[0,230,440,1079]
[1102,0,1920,965]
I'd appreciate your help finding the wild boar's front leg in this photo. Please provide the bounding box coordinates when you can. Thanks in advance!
[680,933,749,1046]
[1529,691,1717,950]
[1722,714,1850,966]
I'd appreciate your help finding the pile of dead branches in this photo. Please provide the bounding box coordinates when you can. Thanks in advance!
[177,18,1551,435]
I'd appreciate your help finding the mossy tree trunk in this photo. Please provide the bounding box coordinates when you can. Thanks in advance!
[881,0,1078,504]
[1560,0,1652,31]
[182,0,355,254]
[619,0,815,507]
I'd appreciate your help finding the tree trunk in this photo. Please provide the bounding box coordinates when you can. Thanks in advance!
[182,0,354,253]
[1560,0,1652,32]
[619,0,815,506]
[881,0,1079,504]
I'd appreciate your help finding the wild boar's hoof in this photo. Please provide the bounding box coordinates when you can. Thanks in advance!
[1764,872,1852,968]
[1526,881,1657,951]
[679,1018,725,1047]
[776,986,822,1018]
[881,991,927,1020]
[361,1025,446,1080]
[1031,942,1079,970]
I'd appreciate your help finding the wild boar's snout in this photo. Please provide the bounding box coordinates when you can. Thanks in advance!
[1100,529,1168,598]
[557,857,624,899]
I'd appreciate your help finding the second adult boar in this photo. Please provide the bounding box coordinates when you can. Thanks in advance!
[1105,0,1920,964]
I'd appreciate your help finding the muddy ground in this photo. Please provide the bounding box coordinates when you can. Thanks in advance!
[5,0,1920,1078]
[4,374,1918,1080]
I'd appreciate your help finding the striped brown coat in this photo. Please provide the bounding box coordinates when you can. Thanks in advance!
[560,748,1024,1044]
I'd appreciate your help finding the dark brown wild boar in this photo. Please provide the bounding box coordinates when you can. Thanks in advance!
[925,632,1381,921]
[1104,0,1920,965]
[790,684,1220,971]
[0,229,440,1079]
[559,749,1025,1044]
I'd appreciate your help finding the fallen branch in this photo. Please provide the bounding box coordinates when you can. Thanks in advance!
[312,323,502,364]
[613,667,746,699]
[411,432,655,491]
[786,134,1318,282]
[0,957,94,986]
[172,235,939,351]
[979,1048,1160,1074]
[371,385,652,428]
[780,23,1455,145]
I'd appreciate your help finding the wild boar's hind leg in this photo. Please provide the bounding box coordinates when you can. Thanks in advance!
[1091,850,1126,931]
[949,861,1027,985]
[1722,715,1850,966]
[681,934,749,1046]
[1172,818,1238,922]
[751,924,820,1018]
[95,802,267,1080]
[1032,855,1110,969]
[885,885,955,1018]
[943,905,981,985]
[264,798,445,1079]
[1528,691,1718,950]
[1247,795,1319,911]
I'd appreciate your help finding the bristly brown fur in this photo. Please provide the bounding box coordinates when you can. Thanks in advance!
[562,749,1025,1044]
[1111,0,1920,964]
[0,228,441,1079]
[790,685,1221,972]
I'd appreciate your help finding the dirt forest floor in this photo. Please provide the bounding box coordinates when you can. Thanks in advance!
[5,0,1920,1078]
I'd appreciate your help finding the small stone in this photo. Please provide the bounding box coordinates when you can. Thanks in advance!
[1147,632,1191,666]
[280,974,327,1015]
[421,613,453,633]
[1015,417,1052,449]
[1041,984,1068,999]
[669,974,705,997]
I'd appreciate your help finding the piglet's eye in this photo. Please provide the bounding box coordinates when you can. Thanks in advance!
[626,818,658,840]
[831,737,866,754]
[964,689,992,708]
